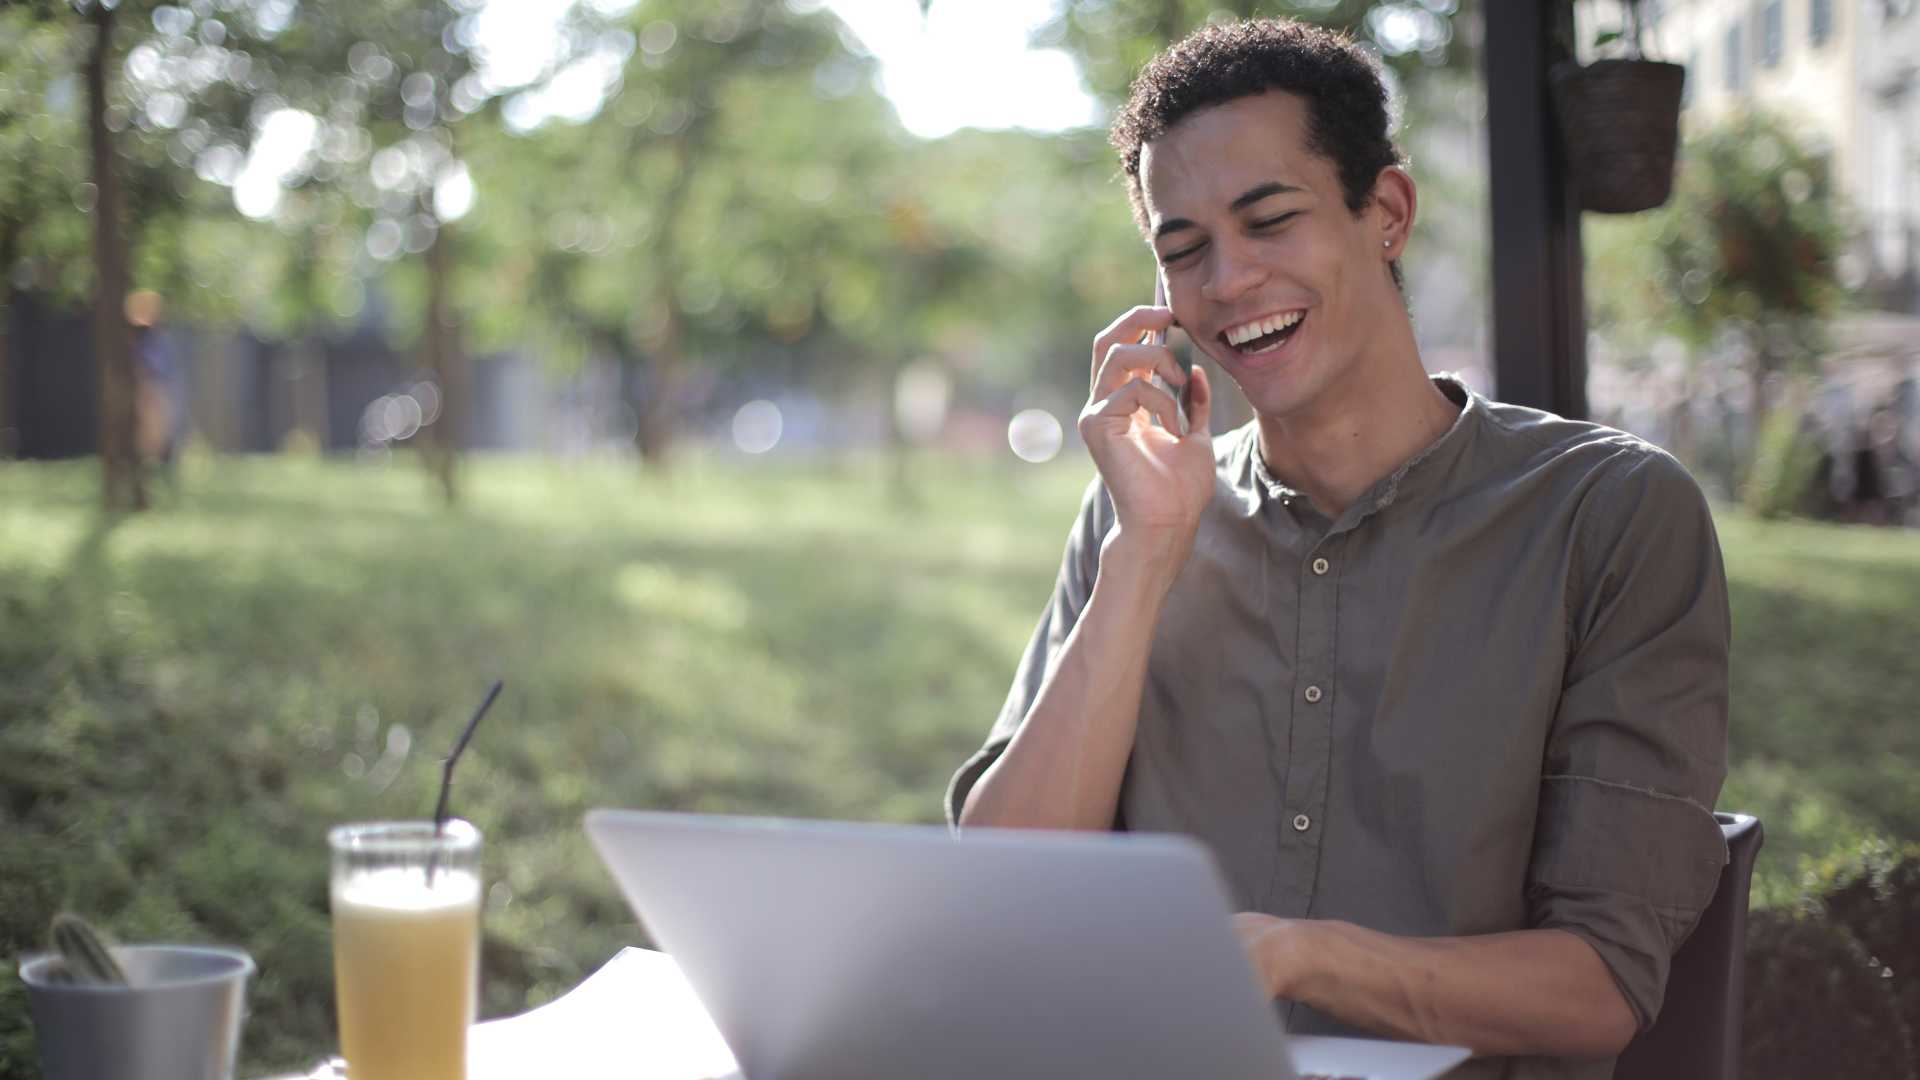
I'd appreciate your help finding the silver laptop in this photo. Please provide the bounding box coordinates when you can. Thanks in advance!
[585,810,1470,1080]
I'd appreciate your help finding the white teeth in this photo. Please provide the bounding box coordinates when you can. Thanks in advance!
[1226,311,1304,346]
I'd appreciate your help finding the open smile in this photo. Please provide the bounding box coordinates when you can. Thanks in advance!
[1219,309,1308,359]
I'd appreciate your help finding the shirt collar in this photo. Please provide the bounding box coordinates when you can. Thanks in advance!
[1239,373,1482,522]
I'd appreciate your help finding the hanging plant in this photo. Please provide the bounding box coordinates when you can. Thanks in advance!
[1551,0,1688,214]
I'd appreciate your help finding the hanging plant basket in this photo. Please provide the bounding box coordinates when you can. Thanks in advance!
[1550,58,1687,214]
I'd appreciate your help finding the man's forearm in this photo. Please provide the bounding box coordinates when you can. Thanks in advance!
[1261,920,1638,1059]
[959,535,1177,831]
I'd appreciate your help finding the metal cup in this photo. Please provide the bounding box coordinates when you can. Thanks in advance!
[18,944,255,1080]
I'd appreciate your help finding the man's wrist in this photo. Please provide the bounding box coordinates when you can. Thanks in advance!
[1268,919,1342,1002]
[1098,526,1191,596]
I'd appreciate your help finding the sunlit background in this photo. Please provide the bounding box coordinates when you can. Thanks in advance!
[2,0,1917,1077]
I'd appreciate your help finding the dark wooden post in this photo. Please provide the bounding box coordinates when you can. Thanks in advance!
[1483,0,1587,420]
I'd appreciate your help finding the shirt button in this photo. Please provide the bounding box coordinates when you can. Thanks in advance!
[1311,557,1330,576]
[1304,685,1323,704]
[1292,813,1312,832]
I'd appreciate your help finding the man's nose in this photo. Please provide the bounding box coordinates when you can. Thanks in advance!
[1200,237,1269,304]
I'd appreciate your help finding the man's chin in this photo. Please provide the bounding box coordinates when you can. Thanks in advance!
[1218,350,1324,422]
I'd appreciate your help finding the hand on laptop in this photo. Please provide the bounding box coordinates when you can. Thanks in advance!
[1231,911,1310,1000]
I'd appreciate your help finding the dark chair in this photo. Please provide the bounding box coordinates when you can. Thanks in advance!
[1613,812,1765,1080]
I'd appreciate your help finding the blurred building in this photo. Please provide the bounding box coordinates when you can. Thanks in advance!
[1648,0,1919,312]
[1581,0,1919,524]
[1858,2,1920,312]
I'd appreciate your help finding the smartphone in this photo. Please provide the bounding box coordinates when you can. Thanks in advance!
[1145,270,1193,434]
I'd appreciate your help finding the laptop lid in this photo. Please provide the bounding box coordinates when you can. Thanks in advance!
[585,810,1298,1080]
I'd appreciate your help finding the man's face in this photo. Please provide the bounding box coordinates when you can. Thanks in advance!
[1140,91,1401,420]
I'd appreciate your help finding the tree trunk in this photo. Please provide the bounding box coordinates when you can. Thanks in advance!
[1746,349,1771,484]
[421,223,464,505]
[633,136,706,470]
[88,3,143,511]
[602,332,644,457]
[634,309,682,467]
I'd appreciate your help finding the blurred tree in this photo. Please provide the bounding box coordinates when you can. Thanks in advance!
[2,0,602,500]
[227,0,597,501]
[1589,109,1847,487]
[0,0,327,497]
[1036,0,1470,107]
[2,0,154,508]
[5,0,1493,483]
[1657,111,1846,449]
[608,0,891,465]
[909,126,1144,392]
[462,0,960,467]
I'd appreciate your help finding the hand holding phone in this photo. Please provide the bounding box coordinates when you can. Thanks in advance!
[1080,282,1215,573]
[1143,271,1193,434]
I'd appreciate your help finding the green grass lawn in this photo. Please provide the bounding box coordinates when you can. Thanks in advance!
[1715,512,1920,902]
[1,452,1916,1077]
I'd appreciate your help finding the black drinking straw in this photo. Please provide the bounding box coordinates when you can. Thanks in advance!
[427,679,502,885]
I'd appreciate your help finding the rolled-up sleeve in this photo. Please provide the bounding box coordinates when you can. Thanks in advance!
[944,478,1113,827]
[1527,447,1731,1031]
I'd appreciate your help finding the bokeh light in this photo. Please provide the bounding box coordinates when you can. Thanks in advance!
[1007,408,1063,464]
[731,400,783,455]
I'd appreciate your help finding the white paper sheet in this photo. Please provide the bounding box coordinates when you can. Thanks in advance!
[468,947,742,1080]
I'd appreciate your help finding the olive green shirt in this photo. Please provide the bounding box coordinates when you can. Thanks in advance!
[947,376,1731,1080]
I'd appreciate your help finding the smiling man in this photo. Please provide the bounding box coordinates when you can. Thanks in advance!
[947,19,1731,1080]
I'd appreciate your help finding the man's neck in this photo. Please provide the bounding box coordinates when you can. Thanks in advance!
[1254,331,1460,519]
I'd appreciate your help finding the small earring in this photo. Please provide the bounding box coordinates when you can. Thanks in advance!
[1383,239,1391,248]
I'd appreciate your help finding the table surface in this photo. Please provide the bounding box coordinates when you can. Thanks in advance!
[265,947,1466,1080]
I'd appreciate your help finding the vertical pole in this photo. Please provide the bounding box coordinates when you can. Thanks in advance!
[1483,0,1588,420]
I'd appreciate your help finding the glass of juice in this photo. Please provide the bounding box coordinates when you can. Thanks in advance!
[328,821,482,1080]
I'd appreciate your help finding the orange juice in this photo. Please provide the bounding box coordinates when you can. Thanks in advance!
[330,867,480,1080]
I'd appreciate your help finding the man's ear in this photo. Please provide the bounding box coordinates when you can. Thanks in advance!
[1371,166,1417,261]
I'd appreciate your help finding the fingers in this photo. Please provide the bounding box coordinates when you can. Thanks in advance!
[1080,375,1183,437]
[1090,306,1176,382]
[1231,911,1275,936]
[1093,342,1187,400]
[1185,363,1213,435]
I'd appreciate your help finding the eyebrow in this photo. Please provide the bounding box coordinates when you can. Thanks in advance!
[1151,180,1306,240]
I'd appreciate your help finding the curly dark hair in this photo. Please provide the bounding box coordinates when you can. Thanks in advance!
[1110,19,1407,283]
